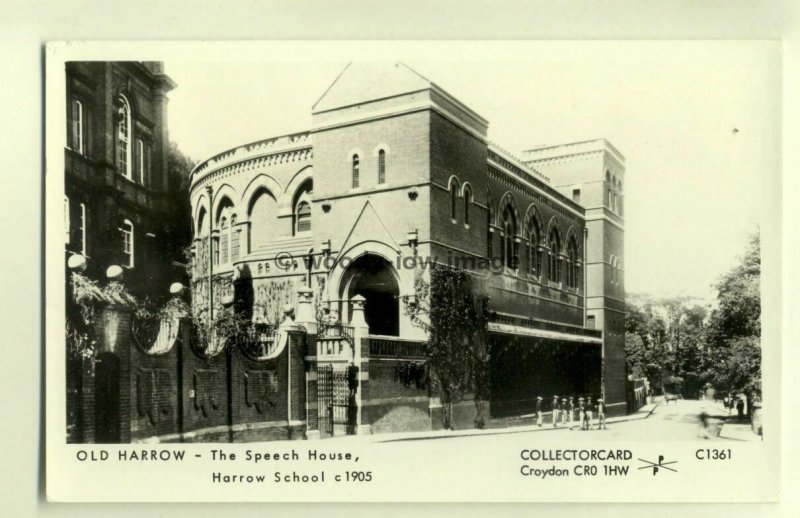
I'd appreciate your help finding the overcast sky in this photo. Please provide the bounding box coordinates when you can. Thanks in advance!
[165,42,779,301]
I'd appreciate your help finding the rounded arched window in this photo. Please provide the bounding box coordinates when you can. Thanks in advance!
[463,184,472,226]
[116,95,132,178]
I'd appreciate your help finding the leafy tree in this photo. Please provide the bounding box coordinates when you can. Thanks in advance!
[163,142,196,267]
[403,264,489,430]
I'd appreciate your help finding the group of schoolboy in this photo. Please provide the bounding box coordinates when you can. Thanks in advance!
[535,395,607,430]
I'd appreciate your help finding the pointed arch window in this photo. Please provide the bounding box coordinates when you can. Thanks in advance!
[502,205,517,269]
[377,149,386,184]
[463,185,472,226]
[567,237,579,289]
[220,217,229,265]
[548,228,562,283]
[121,219,134,268]
[230,214,240,261]
[117,95,132,179]
[528,219,542,276]
[352,154,360,188]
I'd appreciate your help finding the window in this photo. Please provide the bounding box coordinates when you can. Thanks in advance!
[463,185,472,225]
[70,99,85,154]
[567,237,579,289]
[587,315,596,329]
[548,228,561,283]
[450,179,459,221]
[572,188,581,204]
[64,196,70,244]
[121,219,134,268]
[231,214,240,261]
[220,217,229,265]
[501,205,517,269]
[117,95,132,178]
[79,203,87,256]
[377,149,386,184]
[296,201,311,233]
[486,192,494,258]
[528,220,542,276]
[136,139,145,185]
[352,155,360,188]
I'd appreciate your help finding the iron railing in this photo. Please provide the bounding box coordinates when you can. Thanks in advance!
[367,335,426,359]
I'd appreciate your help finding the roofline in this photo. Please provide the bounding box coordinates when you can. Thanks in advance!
[524,138,626,164]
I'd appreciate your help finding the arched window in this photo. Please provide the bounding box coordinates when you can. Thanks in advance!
[116,95,132,179]
[230,214,239,261]
[377,149,386,184]
[79,202,87,256]
[567,237,579,289]
[450,179,459,221]
[528,219,542,276]
[463,185,472,226]
[548,227,561,283]
[64,195,70,245]
[352,154,360,188]
[220,217,229,265]
[502,205,517,269]
[296,201,311,233]
[121,219,134,268]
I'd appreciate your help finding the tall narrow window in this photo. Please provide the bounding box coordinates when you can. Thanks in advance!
[72,99,84,154]
[377,149,386,184]
[231,214,240,261]
[502,205,517,269]
[220,217,229,265]
[79,203,87,256]
[486,192,494,258]
[548,228,561,283]
[296,201,311,233]
[117,95,132,178]
[121,219,134,268]
[450,180,459,221]
[463,185,472,225]
[528,220,541,276]
[567,237,578,289]
[136,139,145,184]
[352,155,360,188]
[64,196,70,244]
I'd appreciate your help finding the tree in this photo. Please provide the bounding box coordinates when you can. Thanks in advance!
[705,232,761,407]
[163,142,196,265]
[402,264,490,430]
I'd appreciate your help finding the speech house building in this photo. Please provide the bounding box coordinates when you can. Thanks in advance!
[186,62,627,436]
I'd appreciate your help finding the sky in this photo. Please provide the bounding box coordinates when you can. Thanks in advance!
[165,42,780,302]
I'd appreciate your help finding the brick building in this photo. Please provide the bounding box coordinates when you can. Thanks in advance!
[187,62,628,431]
[64,62,186,443]
[64,61,182,296]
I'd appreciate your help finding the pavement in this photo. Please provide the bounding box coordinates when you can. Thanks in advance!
[327,398,760,444]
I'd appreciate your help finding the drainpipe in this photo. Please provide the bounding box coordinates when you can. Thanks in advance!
[206,186,214,323]
[583,227,588,327]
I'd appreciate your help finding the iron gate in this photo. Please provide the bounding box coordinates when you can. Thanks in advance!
[317,364,357,438]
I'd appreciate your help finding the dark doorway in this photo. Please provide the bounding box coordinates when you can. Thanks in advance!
[344,254,400,336]
[94,352,121,443]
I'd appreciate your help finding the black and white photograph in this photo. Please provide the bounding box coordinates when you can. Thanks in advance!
[45,40,780,502]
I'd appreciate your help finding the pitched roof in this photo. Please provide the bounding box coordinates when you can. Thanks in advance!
[312,62,433,113]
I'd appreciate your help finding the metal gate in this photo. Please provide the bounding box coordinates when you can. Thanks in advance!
[317,364,356,438]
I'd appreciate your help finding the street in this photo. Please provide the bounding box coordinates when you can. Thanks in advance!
[364,399,751,445]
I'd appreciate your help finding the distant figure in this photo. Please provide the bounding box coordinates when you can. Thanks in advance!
[586,398,594,428]
[552,396,560,427]
[561,398,568,425]
[736,398,745,419]
[578,397,587,431]
[568,397,575,430]
[596,398,607,430]
[536,396,543,427]
[723,395,730,413]
[699,411,710,439]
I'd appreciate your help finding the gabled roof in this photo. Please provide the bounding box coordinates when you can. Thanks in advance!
[312,62,433,113]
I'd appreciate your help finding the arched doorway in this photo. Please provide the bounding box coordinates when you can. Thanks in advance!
[340,254,400,336]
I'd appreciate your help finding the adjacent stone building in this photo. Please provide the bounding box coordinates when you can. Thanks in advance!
[188,62,627,427]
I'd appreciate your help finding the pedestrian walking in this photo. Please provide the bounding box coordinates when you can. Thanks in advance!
[698,411,710,439]
[536,396,543,427]
[723,394,730,413]
[552,396,560,427]
[736,397,744,419]
[561,398,568,425]
[596,398,606,430]
[586,397,594,429]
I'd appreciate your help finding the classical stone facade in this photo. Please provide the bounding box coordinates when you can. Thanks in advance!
[64,61,183,296]
[189,62,627,428]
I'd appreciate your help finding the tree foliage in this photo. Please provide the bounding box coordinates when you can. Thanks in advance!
[403,264,490,429]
